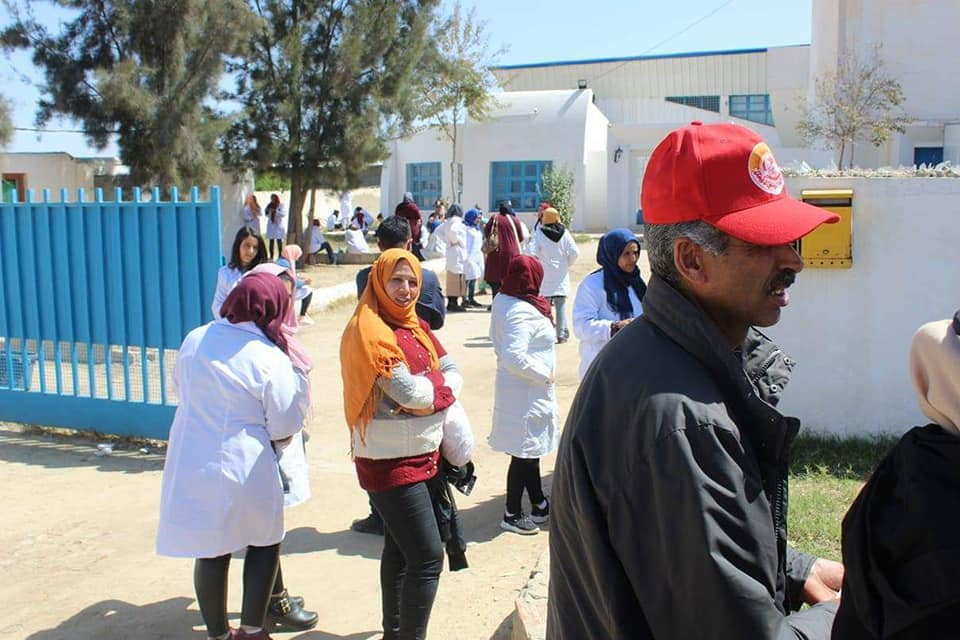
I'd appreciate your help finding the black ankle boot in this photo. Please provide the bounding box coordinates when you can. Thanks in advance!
[267,589,319,630]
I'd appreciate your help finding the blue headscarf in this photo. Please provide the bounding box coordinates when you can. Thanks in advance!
[464,208,480,228]
[596,228,646,320]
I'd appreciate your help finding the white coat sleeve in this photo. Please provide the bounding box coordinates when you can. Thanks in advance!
[211,270,231,320]
[499,311,553,383]
[573,277,614,342]
[565,233,580,267]
[263,362,309,441]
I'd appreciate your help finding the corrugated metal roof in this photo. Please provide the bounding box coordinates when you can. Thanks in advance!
[492,47,775,70]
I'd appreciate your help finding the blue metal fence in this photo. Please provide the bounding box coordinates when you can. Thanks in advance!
[0,186,222,439]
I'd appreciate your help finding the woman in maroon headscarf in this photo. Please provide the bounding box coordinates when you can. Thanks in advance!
[483,201,527,298]
[488,255,560,535]
[157,273,310,640]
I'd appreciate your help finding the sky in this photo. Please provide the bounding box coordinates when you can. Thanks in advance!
[1,0,811,158]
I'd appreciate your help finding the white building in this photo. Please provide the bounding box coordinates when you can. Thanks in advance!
[0,152,125,201]
[381,0,959,231]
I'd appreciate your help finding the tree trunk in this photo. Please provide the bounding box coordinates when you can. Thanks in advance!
[302,188,317,259]
[838,141,847,170]
[449,120,458,204]
[288,169,308,246]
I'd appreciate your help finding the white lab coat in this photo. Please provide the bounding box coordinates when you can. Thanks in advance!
[211,266,243,319]
[463,225,485,281]
[241,205,260,233]
[572,270,643,379]
[530,229,580,297]
[423,222,448,259]
[444,216,467,275]
[266,203,287,240]
[156,320,310,558]
[488,294,560,458]
[345,228,370,253]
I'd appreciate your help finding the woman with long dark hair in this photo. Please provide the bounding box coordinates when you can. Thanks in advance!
[212,226,268,319]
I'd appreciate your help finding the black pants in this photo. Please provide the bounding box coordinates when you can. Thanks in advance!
[269,238,284,259]
[193,543,280,636]
[506,456,545,515]
[369,481,444,640]
[300,291,313,317]
[465,279,476,302]
[490,281,501,298]
[313,242,335,264]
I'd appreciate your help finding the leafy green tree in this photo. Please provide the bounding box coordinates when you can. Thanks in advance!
[1,0,256,191]
[419,1,503,202]
[222,0,439,244]
[541,164,575,227]
[0,95,12,147]
[797,45,909,169]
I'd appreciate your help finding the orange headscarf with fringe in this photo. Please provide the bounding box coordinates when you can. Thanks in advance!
[340,249,440,441]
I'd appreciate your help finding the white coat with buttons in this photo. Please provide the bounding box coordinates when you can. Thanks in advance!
[156,319,310,558]
[488,294,560,459]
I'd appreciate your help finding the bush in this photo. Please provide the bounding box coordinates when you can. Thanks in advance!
[541,165,575,227]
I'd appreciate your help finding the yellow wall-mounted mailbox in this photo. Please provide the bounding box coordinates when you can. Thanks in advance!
[797,189,853,269]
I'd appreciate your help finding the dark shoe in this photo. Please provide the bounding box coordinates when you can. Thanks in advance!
[531,498,550,524]
[267,590,319,631]
[465,299,483,308]
[351,513,384,535]
[236,629,273,639]
[556,336,568,344]
[500,512,539,535]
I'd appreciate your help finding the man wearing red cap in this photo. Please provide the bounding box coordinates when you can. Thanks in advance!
[548,122,844,639]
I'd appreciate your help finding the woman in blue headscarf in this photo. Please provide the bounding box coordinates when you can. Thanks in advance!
[571,229,646,379]
[462,208,485,307]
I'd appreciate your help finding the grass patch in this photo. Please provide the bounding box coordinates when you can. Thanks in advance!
[787,432,898,560]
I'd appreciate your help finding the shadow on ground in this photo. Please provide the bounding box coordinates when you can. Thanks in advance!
[0,428,164,474]
[463,335,493,349]
[24,596,199,639]
[489,611,514,640]
[282,526,382,560]
[456,471,554,545]
[21,596,378,640]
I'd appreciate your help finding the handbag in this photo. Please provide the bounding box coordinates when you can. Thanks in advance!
[482,215,500,255]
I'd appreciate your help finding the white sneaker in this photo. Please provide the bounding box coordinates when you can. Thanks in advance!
[299,315,316,326]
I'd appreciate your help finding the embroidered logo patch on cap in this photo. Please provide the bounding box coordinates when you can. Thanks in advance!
[747,142,784,195]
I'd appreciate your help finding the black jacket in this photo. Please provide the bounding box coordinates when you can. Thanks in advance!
[547,275,837,639]
[833,424,960,639]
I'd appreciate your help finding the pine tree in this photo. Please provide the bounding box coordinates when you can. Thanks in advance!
[221,0,439,244]
[1,0,257,191]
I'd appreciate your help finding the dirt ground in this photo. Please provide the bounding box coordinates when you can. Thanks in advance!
[0,238,640,640]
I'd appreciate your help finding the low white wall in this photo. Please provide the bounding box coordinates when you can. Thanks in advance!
[769,176,960,436]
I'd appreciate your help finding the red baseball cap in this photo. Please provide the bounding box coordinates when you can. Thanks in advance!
[641,122,839,245]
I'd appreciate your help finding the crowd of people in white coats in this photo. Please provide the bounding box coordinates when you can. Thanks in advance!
[156,123,960,640]
[156,186,649,639]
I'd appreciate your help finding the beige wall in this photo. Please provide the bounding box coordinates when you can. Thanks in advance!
[0,153,120,199]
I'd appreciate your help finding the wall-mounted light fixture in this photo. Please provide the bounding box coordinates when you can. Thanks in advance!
[613,146,623,163]
[577,79,588,90]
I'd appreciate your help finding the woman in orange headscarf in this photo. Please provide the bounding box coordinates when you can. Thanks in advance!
[340,249,463,640]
